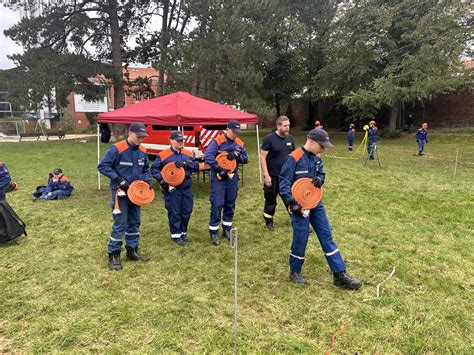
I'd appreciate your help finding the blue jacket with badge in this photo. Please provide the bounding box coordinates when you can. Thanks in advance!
[416,128,428,142]
[204,134,248,173]
[45,174,73,193]
[368,127,378,144]
[98,140,151,190]
[0,161,11,189]
[279,147,325,205]
[151,147,199,189]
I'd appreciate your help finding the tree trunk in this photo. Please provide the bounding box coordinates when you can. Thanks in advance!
[275,94,281,116]
[158,0,170,97]
[109,0,125,110]
[388,102,400,132]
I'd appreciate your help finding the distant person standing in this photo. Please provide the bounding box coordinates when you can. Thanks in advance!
[260,116,295,230]
[405,114,414,133]
[416,122,429,156]
[367,120,378,160]
[314,120,323,129]
[347,123,355,151]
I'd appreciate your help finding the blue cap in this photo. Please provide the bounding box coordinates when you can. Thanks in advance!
[129,122,148,137]
[170,130,184,141]
[307,129,334,148]
[53,167,63,175]
[227,120,241,132]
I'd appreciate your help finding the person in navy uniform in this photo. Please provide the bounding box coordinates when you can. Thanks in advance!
[259,115,295,230]
[151,131,199,246]
[204,120,248,245]
[37,168,74,200]
[416,122,429,156]
[367,120,378,160]
[0,161,16,201]
[279,128,362,289]
[98,122,153,271]
[347,123,355,151]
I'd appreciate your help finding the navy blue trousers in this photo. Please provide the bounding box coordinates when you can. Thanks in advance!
[209,173,238,234]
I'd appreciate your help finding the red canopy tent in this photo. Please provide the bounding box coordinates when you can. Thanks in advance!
[97,91,258,125]
[95,91,262,188]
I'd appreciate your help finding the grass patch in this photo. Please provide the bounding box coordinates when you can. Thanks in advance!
[0,130,473,352]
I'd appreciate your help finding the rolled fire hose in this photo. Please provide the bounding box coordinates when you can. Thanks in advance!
[290,178,323,216]
[113,180,155,214]
[161,162,186,187]
[216,152,237,179]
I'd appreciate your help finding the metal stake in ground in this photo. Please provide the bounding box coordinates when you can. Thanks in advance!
[229,227,238,355]
[454,148,459,178]
[364,143,382,168]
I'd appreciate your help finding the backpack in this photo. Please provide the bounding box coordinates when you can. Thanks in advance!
[0,201,27,244]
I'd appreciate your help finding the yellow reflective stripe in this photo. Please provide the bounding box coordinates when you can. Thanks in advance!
[263,212,273,219]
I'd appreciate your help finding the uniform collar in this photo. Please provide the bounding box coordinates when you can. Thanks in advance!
[127,139,139,150]
[170,146,182,154]
[224,133,235,142]
[301,146,316,157]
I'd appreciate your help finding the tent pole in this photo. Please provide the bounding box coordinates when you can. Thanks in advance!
[97,123,101,190]
[256,124,262,184]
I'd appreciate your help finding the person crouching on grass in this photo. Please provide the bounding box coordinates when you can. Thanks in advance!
[279,128,362,289]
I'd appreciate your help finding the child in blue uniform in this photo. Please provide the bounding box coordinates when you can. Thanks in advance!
[347,124,355,151]
[0,161,17,201]
[416,122,429,156]
[367,120,378,160]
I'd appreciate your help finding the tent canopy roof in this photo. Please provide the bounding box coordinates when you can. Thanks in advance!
[97,91,258,125]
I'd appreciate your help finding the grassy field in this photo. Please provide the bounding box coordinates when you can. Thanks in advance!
[0,129,473,353]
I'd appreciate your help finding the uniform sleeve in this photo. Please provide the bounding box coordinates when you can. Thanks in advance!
[45,180,54,193]
[204,139,219,170]
[142,154,152,181]
[0,163,11,188]
[238,145,248,164]
[151,155,164,181]
[279,156,296,204]
[316,160,326,186]
[261,135,271,151]
[98,146,120,181]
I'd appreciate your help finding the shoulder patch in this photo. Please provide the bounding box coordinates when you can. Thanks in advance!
[290,148,304,162]
[114,140,129,154]
[215,135,227,145]
[60,175,70,182]
[235,137,245,146]
[139,144,147,153]
[182,149,194,158]
[159,148,174,161]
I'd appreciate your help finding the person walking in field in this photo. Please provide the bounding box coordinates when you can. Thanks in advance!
[416,122,429,156]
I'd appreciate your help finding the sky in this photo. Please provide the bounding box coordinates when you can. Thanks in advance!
[0,5,22,69]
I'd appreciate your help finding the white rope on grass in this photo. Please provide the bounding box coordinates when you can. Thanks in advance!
[363,266,396,302]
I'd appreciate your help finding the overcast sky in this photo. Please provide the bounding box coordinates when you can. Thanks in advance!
[0,5,23,69]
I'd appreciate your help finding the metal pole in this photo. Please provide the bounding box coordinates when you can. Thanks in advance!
[454,148,459,178]
[97,123,101,190]
[231,227,238,355]
[256,124,262,184]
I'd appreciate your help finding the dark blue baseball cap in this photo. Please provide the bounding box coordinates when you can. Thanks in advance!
[129,122,148,137]
[227,120,241,132]
[53,167,63,174]
[170,130,184,141]
[307,128,334,148]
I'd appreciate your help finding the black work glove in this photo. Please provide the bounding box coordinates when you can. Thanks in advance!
[175,161,185,168]
[145,179,154,189]
[227,151,239,161]
[425,139,428,144]
[312,177,323,188]
[158,179,170,192]
[216,166,230,177]
[288,198,304,217]
[114,177,129,191]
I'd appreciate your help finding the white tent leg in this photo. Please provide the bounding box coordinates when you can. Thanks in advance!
[97,123,101,190]
[256,124,262,184]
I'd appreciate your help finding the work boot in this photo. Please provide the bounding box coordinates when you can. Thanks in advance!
[181,233,189,243]
[289,271,307,285]
[108,252,122,271]
[210,233,220,246]
[171,237,186,246]
[222,230,231,241]
[265,221,274,231]
[333,271,362,290]
[126,246,150,261]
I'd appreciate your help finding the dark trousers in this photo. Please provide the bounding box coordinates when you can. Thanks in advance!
[263,175,288,221]
[164,185,193,239]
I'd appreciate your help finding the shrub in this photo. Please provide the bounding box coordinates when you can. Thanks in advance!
[379,129,402,138]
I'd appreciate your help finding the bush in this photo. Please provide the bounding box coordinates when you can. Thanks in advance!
[379,129,402,139]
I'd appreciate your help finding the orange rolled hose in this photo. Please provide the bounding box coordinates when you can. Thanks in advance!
[161,162,186,187]
[216,152,237,173]
[291,178,323,210]
[127,180,155,206]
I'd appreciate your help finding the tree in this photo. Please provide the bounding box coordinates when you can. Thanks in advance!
[337,0,472,130]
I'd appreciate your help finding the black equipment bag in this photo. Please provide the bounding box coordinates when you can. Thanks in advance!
[0,201,27,243]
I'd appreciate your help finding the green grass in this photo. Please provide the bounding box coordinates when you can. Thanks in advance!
[1,130,473,353]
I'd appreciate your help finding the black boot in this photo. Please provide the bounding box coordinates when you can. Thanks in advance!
[333,271,362,290]
[108,252,122,271]
[210,233,220,245]
[126,246,150,262]
[289,271,307,285]
[222,229,231,241]
[171,237,186,246]
[264,217,274,231]
[181,233,189,243]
